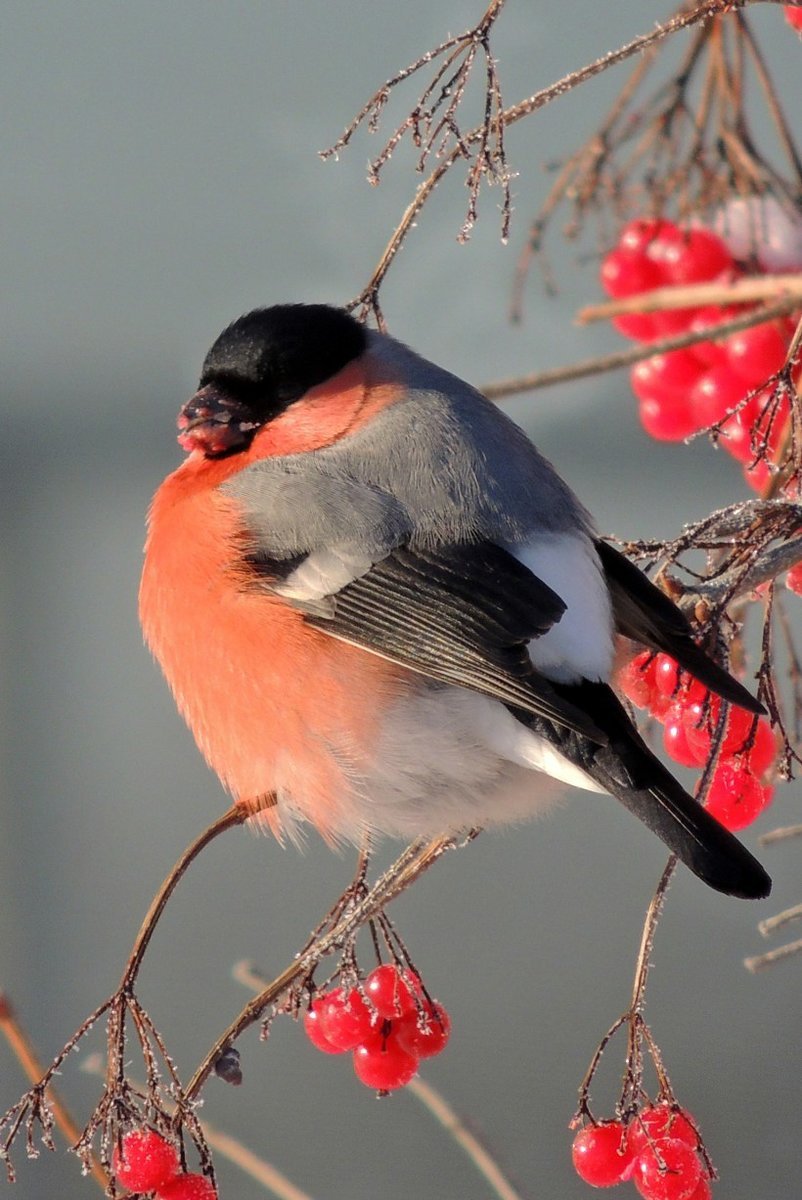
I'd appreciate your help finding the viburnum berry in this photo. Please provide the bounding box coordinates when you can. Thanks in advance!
[396,1001,451,1059]
[633,1138,703,1200]
[658,228,732,285]
[601,248,663,299]
[618,652,658,710]
[364,964,421,1019]
[787,562,802,594]
[725,321,789,386]
[320,986,377,1050]
[684,1177,713,1200]
[721,711,776,773]
[785,6,802,32]
[112,1129,180,1193]
[156,1173,218,1200]
[626,1105,698,1157]
[703,760,773,832]
[572,1121,634,1188]
[353,1027,419,1090]
[303,995,343,1054]
[630,351,703,404]
[663,705,706,769]
[638,395,699,442]
[689,365,747,428]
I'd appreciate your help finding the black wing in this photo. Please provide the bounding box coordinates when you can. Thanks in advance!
[525,679,771,900]
[596,540,764,715]
[249,541,608,745]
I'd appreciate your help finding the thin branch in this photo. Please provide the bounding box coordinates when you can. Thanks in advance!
[759,903,802,937]
[759,822,802,845]
[0,994,108,1192]
[348,0,777,319]
[182,834,456,1103]
[578,273,802,323]
[482,297,801,399]
[407,1077,526,1200]
[744,938,802,971]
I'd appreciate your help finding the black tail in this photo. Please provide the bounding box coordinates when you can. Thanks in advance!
[538,679,772,900]
[596,539,764,715]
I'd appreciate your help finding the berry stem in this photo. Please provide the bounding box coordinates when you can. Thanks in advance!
[482,297,801,401]
[0,993,109,1192]
[182,834,457,1104]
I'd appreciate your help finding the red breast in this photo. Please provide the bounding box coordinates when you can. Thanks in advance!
[139,355,411,840]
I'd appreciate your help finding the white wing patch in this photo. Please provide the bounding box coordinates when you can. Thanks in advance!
[272,548,375,602]
[514,533,614,684]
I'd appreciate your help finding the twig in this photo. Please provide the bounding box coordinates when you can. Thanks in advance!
[346,0,772,320]
[0,993,108,1192]
[407,1077,526,1200]
[759,822,802,845]
[744,938,802,971]
[182,834,456,1103]
[758,903,802,937]
[578,273,802,323]
[80,1053,314,1200]
[482,297,801,400]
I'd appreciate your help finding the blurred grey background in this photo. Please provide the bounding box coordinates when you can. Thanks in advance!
[2,3,800,1198]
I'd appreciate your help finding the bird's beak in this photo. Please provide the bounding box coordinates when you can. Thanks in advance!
[177,385,259,456]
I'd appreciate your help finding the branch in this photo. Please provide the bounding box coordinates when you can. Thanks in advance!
[482,297,801,400]
[578,273,802,323]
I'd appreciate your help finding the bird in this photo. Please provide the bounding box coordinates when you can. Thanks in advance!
[139,302,771,900]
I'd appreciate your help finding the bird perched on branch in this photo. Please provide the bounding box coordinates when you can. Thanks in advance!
[140,303,770,900]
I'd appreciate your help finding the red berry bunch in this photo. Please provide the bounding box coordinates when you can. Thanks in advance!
[600,218,798,488]
[786,6,802,32]
[573,1104,712,1199]
[111,1129,217,1199]
[618,652,775,831]
[303,963,450,1090]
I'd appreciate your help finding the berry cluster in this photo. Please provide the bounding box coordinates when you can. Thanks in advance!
[112,1130,216,1199]
[618,652,775,831]
[303,963,450,1091]
[572,1104,712,1199]
[786,6,802,32]
[600,217,799,491]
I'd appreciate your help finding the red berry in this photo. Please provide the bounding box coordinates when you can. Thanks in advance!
[113,1129,180,1192]
[653,655,681,699]
[321,987,377,1050]
[353,1028,418,1090]
[627,1106,698,1157]
[663,705,706,768]
[685,1178,713,1200]
[786,6,802,32]
[618,652,658,709]
[703,760,773,831]
[660,229,733,285]
[690,365,747,427]
[156,1174,218,1200]
[303,995,343,1054]
[688,306,737,367]
[572,1122,634,1188]
[630,351,703,404]
[364,964,421,1019]
[396,1002,451,1059]
[720,710,772,767]
[614,312,661,342]
[725,321,789,385]
[787,562,802,594]
[633,1138,702,1200]
[601,248,663,299]
[619,218,679,256]
[639,395,699,442]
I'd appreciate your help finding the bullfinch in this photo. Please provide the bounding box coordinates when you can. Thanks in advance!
[139,303,771,900]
